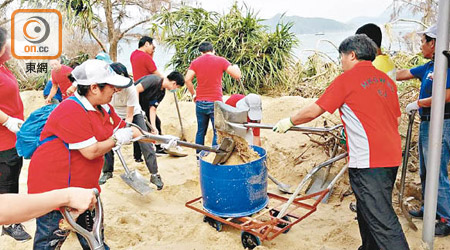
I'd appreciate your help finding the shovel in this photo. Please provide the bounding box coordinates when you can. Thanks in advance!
[398,111,418,231]
[60,188,106,250]
[129,123,235,165]
[113,147,153,195]
[305,140,340,203]
[173,92,186,140]
[214,101,293,192]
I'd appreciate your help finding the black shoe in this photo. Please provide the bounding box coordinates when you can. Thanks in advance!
[98,172,113,185]
[155,148,168,156]
[435,220,450,237]
[1,224,32,241]
[408,209,440,220]
[409,209,423,218]
[134,158,143,163]
[150,174,164,190]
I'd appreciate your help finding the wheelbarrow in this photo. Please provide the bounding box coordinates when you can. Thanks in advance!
[60,188,106,250]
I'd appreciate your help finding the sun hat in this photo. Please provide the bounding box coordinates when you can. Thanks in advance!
[417,24,438,39]
[95,52,113,64]
[71,59,132,88]
[236,93,262,121]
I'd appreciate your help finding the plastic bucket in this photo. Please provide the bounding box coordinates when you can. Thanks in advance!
[199,145,268,217]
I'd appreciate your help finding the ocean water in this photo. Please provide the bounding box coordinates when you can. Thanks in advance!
[116,23,418,75]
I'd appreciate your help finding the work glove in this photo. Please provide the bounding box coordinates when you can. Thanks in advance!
[161,135,179,150]
[113,127,133,146]
[406,100,420,115]
[2,116,24,134]
[273,117,294,133]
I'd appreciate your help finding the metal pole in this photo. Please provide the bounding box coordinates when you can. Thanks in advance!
[423,1,450,248]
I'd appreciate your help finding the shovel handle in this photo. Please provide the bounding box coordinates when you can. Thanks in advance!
[244,123,343,133]
[128,122,224,154]
[60,188,105,250]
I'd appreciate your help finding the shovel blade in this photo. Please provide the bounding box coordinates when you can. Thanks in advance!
[120,171,153,195]
[212,137,235,165]
[305,168,333,203]
[214,101,248,136]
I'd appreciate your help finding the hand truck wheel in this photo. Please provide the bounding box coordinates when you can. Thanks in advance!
[203,216,223,232]
[271,210,291,234]
[241,231,261,249]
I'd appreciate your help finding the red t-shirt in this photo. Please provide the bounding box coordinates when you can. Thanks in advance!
[0,65,24,151]
[130,50,157,81]
[51,65,73,100]
[189,54,231,102]
[225,94,260,136]
[316,61,401,169]
[27,95,125,194]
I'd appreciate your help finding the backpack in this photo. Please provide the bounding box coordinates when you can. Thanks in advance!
[16,104,58,159]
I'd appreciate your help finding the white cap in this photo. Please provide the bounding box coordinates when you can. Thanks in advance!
[72,59,132,88]
[236,94,262,121]
[417,24,437,39]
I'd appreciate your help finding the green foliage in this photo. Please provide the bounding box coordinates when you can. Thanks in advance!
[151,4,298,95]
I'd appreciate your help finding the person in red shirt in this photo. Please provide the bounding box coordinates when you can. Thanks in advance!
[130,36,163,81]
[0,27,31,241]
[225,94,262,146]
[130,36,164,161]
[185,41,241,152]
[27,59,138,250]
[45,59,74,104]
[273,35,409,250]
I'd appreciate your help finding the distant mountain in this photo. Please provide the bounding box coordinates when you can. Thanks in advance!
[262,14,352,34]
[347,3,421,27]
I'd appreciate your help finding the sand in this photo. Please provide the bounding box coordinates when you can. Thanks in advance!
[1,91,449,250]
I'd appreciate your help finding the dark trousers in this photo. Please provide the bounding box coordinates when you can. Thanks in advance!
[105,114,159,174]
[33,210,109,250]
[0,147,23,194]
[134,114,161,160]
[349,167,409,250]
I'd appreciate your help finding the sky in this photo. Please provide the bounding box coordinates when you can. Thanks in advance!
[192,0,394,23]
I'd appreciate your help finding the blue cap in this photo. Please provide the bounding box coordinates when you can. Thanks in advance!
[95,52,113,64]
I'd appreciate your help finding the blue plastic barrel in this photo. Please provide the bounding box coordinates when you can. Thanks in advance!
[199,145,268,217]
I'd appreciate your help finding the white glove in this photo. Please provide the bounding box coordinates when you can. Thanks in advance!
[2,116,24,134]
[406,100,420,115]
[113,127,133,145]
[161,135,179,150]
[273,117,294,133]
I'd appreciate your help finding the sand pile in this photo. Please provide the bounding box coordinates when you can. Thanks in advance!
[1,91,449,250]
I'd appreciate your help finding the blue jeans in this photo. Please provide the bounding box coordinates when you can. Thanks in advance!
[418,119,450,222]
[195,101,218,153]
[34,210,109,250]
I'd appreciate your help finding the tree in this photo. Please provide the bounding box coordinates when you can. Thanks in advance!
[24,0,173,61]
[392,0,438,25]
[151,4,298,94]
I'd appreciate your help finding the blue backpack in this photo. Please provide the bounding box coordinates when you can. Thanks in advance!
[16,96,90,159]
[16,104,58,159]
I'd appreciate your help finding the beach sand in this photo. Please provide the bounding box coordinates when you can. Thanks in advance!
[1,91,449,250]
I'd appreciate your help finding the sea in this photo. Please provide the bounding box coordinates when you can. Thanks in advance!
[116,22,420,75]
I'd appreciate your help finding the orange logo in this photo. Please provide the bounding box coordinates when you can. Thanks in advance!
[11,9,62,59]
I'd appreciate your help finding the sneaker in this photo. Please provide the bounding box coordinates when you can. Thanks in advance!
[98,172,113,185]
[134,158,143,163]
[435,219,450,237]
[150,173,164,190]
[1,224,32,241]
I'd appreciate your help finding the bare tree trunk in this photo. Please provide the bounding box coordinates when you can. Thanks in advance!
[103,0,118,61]
[109,39,119,62]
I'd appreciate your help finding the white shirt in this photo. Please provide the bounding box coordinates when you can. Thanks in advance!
[110,85,142,119]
